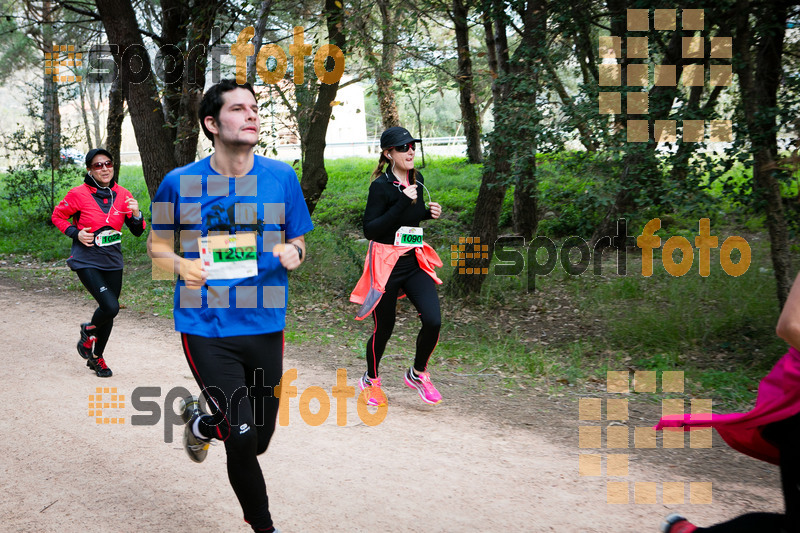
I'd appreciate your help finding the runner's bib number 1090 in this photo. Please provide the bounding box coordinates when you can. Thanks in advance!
[394,226,423,247]
[198,233,258,279]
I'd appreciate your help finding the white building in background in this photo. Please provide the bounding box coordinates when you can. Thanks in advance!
[1,72,464,169]
[120,76,369,164]
[320,78,370,158]
[0,71,369,167]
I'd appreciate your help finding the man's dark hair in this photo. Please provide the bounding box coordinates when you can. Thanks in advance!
[199,79,257,144]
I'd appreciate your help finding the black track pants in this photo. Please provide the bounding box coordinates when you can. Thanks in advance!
[694,412,800,533]
[75,268,122,356]
[366,254,441,379]
[181,331,283,531]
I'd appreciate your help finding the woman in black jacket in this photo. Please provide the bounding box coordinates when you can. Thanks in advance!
[356,127,444,407]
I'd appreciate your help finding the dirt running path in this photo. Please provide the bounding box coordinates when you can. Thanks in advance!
[0,279,783,532]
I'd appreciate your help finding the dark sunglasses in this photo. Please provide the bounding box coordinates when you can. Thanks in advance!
[90,160,113,169]
[392,142,416,153]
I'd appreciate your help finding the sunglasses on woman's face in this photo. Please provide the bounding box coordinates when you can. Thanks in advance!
[392,142,416,153]
[90,160,113,170]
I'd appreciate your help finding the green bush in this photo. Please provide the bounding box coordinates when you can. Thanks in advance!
[536,151,619,238]
[0,124,87,222]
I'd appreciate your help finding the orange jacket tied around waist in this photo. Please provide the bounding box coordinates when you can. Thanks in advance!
[350,241,443,320]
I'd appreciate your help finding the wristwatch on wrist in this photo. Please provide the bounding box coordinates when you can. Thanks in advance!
[292,243,304,261]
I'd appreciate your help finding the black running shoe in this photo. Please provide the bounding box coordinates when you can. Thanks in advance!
[77,323,96,359]
[86,355,113,378]
[179,396,212,463]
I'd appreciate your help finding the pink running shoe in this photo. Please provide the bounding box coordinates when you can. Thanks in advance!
[358,372,387,407]
[404,368,442,405]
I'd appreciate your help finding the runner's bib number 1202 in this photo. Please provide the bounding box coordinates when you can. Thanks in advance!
[198,233,258,279]
[394,226,423,247]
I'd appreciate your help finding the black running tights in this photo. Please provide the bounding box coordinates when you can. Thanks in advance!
[181,331,283,531]
[694,412,800,532]
[366,254,441,379]
[75,268,122,356]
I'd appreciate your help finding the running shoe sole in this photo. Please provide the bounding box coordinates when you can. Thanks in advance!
[179,396,211,463]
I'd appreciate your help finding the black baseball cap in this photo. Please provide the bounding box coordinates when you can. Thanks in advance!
[380,127,421,149]
[85,148,113,167]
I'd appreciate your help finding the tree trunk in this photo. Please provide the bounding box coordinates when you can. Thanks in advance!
[96,0,177,198]
[512,162,537,240]
[41,0,60,169]
[159,0,187,148]
[492,1,509,80]
[105,76,124,180]
[412,94,425,166]
[591,153,642,246]
[575,13,598,85]
[453,0,482,163]
[733,0,792,308]
[78,78,93,148]
[246,0,274,86]
[89,83,103,149]
[543,52,597,152]
[605,0,627,134]
[448,0,510,296]
[376,0,400,129]
[482,18,498,80]
[299,0,344,214]
[477,18,497,134]
[42,75,61,169]
[511,0,546,240]
[174,5,221,167]
[448,142,508,296]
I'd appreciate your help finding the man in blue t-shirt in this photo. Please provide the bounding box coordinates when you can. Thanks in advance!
[147,79,313,533]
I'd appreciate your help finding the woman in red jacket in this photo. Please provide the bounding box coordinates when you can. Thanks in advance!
[350,127,444,407]
[51,148,146,377]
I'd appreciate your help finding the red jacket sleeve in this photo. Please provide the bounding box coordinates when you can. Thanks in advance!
[52,188,80,239]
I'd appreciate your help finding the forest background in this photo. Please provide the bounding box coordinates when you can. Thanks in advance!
[1,0,800,409]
